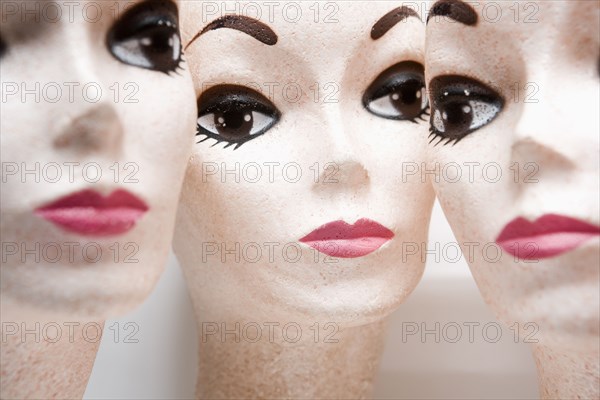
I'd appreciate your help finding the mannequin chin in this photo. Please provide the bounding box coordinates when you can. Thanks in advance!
[425,1,599,398]
[1,0,195,398]
[1,0,196,320]
[176,1,433,398]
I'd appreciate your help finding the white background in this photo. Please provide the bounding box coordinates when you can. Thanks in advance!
[84,202,539,399]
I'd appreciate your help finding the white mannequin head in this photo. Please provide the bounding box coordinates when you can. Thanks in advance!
[425,0,599,351]
[0,0,196,319]
[175,1,434,326]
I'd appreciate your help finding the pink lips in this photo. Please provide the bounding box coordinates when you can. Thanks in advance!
[496,214,600,260]
[35,189,148,236]
[299,218,394,258]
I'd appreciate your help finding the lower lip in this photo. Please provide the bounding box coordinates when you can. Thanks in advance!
[299,218,394,258]
[496,214,600,260]
[35,189,148,236]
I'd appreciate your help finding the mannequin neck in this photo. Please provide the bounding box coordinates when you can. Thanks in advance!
[0,313,102,399]
[195,316,389,399]
[532,342,599,399]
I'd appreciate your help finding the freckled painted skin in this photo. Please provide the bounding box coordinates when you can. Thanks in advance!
[1,0,195,398]
[1,0,195,320]
[176,1,434,398]
[425,1,600,398]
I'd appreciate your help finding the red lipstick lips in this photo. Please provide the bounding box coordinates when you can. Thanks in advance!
[496,214,600,260]
[299,218,394,258]
[35,189,148,236]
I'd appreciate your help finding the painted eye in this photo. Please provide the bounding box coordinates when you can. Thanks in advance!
[363,61,429,122]
[196,85,281,150]
[198,111,274,139]
[428,75,504,145]
[0,35,6,59]
[107,0,182,73]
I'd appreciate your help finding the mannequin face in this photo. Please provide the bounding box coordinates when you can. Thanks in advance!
[0,0,196,319]
[425,0,599,349]
[176,1,434,324]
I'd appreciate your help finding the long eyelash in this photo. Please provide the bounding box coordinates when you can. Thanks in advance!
[165,59,184,76]
[195,127,247,151]
[407,105,430,124]
[428,126,457,147]
[164,50,185,77]
[163,24,184,76]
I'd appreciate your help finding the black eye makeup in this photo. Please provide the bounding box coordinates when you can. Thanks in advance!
[107,0,182,74]
[428,75,504,146]
[363,61,429,123]
[0,34,6,59]
[196,85,281,150]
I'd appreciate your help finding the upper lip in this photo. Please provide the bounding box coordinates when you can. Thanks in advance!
[35,189,148,236]
[300,219,395,242]
[496,214,600,259]
[299,218,394,258]
[496,214,600,241]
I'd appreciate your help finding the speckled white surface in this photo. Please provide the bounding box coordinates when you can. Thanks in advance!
[85,203,540,399]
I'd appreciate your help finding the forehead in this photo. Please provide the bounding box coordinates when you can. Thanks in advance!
[182,1,425,57]
[425,0,600,78]
[426,1,599,51]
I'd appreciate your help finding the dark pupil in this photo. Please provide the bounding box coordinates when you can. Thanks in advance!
[147,29,172,53]
[141,26,176,59]
[0,36,6,59]
[442,102,473,132]
[390,80,423,117]
[214,107,253,140]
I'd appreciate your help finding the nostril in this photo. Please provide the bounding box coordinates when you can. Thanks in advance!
[314,160,369,188]
[53,104,123,151]
[512,137,575,170]
[511,138,576,192]
[339,161,370,186]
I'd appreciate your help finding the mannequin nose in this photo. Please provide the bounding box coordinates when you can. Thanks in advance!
[511,102,576,194]
[53,103,124,155]
[311,158,370,199]
[313,159,369,188]
[311,105,370,192]
[512,102,575,170]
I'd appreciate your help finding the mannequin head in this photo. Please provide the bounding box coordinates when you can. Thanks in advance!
[0,0,196,319]
[175,1,434,326]
[425,0,599,350]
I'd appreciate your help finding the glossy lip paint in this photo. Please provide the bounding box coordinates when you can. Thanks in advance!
[35,189,148,236]
[496,214,600,260]
[299,218,394,258]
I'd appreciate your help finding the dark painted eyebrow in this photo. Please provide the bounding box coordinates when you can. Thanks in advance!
[427,0,478,26]
[371,6,421,40]
[185,15,277,50]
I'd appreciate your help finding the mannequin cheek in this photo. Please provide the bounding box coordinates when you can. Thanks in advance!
[119,74,196,198]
